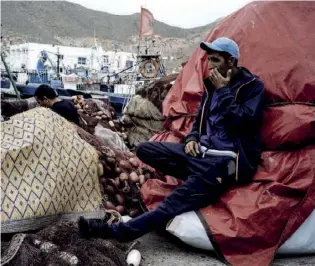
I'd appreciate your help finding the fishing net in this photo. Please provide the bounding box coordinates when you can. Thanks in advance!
[76,125,149,217]
[120,73,179,147]
[1,221,136,266]
[0,98,39,120]
[121,95,165,148]
[72,97,129,149]
[136,73,179,112]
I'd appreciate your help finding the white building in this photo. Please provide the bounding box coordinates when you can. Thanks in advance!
[7,43,136,75]
[101,51,136,74]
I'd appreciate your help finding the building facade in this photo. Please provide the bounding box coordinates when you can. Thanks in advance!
[7,43,136,75]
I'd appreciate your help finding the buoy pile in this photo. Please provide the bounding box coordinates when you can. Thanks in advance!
[76,123,152,218]
[72,96,128,141]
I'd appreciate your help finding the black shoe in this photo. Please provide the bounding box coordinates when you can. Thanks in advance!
[78,216,109,239]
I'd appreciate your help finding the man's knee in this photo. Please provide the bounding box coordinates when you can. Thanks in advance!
[136,141,184,162]
[136,141,152,160]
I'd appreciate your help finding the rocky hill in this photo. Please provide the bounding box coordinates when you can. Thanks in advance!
[1,1,218,70]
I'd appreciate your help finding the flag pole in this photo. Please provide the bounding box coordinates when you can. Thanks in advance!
[139,6,142,55]
[144,0,148,54]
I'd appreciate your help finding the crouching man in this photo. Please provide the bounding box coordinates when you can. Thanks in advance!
[78,37,264,242]
[34,84,80,125]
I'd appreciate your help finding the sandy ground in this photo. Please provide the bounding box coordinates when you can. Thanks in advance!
[137,232,315,266]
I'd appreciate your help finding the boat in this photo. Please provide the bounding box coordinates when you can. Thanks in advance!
[1,6,166,117]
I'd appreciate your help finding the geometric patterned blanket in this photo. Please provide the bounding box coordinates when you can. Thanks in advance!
[1,107,103,233]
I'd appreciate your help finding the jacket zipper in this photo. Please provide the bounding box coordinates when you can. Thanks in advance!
[199,86,209,158]
[235,78,256,101]
[234,77,256,182]
[199,86,209,137]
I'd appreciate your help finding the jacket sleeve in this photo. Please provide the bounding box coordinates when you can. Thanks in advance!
[184,96,204,143]
[212,79,264,128]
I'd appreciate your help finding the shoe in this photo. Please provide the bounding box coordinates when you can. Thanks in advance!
[78,216,109,239]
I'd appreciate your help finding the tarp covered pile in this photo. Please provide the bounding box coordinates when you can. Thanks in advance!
[0,99,145,265]
[1,108,103,233]
[0,97,152,228]
[140,1,315,265]
[0,108,142,265]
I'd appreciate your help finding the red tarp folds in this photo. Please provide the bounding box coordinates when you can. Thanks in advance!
[141,1,315,265]
[199,147,315,266]
[261,105,315,150]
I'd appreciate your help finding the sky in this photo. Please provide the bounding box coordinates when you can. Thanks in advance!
[68,0,253,28]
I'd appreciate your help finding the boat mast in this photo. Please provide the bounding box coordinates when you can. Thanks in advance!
[1,51,21,99]
[57,47,60,78]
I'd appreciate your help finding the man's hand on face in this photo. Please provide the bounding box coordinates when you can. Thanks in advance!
[185,141,200,157]
[209,68,232,89]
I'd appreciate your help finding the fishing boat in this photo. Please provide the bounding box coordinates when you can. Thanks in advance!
[1,6,166,117]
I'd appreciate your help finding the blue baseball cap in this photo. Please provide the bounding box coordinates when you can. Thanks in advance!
[200,37,240,60]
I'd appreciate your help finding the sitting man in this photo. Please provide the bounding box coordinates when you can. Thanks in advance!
[78,37,265,242]
[34,84,80,125]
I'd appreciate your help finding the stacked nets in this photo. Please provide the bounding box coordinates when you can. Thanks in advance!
[121,73,179,147]
[1,221,136,266]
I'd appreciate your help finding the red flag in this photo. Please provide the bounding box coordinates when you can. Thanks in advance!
[139,7,154,38]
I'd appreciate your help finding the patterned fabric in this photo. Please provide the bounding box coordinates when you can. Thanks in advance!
[1,107,102,233]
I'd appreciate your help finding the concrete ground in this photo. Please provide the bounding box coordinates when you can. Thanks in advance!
[137,232,315,266]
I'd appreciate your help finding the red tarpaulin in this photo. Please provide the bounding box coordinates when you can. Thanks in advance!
[261,104,315,150]
[141,147,315,265]
[141,1,315,265]
[157,1,315,140]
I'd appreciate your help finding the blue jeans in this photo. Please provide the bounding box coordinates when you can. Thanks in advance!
[107,141,235,242]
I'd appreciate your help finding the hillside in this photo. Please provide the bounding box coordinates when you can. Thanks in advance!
[1,1,218,70]
[1,1,213,41]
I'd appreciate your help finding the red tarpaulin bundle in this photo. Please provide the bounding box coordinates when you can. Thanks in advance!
[141,1,315,265]
[261,104,315,150]
[154,1,315,141]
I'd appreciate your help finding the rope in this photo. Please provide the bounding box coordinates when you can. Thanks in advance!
[100,197,122,225]
[166,114,197,121]
[265,101,315,107]
[1,234,27,265]
[105,210,122,225]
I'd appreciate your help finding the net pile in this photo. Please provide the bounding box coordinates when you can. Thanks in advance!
[77,126,152,218]
[73,97,130,150]
[121,73,179,147]
[1,98,39,120]
[1,221,135,266]
[121,95,165,148]
[73,97,122,131]
[135,73,179,112]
